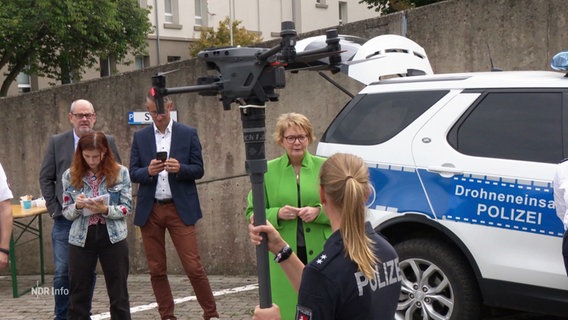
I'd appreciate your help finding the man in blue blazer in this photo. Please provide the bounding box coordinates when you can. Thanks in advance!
[39,99,121,320]
[129,92,219,320]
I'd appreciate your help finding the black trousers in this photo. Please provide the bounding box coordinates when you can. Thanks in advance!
[68,224,131,320]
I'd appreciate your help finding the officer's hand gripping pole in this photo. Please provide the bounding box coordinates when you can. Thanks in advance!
[149,20,342,309]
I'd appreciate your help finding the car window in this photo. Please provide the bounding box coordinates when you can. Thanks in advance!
[322,90,448,145]
[448,91,563,163]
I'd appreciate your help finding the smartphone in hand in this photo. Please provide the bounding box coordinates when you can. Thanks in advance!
[156,151,167,162]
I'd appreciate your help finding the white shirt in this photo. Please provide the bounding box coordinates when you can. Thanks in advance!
[553,160,568,230]
[0,163,14,202]
[73,130,80,150]
[154,119,173,200]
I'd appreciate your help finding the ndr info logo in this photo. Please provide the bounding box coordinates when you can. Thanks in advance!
[31,281,68,297]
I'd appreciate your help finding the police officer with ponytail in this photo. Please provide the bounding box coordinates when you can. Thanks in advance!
[249,153,402,320]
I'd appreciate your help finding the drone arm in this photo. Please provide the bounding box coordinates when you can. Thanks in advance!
[284,28,341,69]
[257,44,282,62]
[152,83,220,114]
[164,84,220,95]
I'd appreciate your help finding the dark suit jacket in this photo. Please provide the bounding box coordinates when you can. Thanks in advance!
[39,130,122,218]
[129,121,204,227]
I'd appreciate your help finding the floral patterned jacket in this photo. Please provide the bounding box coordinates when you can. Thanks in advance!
[62,165,132,247]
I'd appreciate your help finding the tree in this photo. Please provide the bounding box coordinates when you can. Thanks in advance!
[359,0,444,14]
[0,0,152,97]
[189,17,263,57]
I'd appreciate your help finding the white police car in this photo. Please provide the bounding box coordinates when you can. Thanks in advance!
[308,35,568,319]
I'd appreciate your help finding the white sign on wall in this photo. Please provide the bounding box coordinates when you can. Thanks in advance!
[128,111,178,125]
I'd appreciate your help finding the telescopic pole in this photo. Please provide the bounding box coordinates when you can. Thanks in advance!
[240,104,272,308]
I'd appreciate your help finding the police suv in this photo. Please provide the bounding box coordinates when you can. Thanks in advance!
[302,35,568,319]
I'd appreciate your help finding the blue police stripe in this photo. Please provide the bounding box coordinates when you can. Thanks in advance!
[368,164,433,218]
[367,165,564,237]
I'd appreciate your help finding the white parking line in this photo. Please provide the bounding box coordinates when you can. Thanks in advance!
[90,283,259,320]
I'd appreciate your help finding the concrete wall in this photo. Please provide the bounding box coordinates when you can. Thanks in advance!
[2,0,568,276]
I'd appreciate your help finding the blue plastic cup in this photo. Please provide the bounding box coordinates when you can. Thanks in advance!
[22,200,32,210]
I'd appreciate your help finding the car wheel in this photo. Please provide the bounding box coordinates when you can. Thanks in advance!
[394,237,481,320]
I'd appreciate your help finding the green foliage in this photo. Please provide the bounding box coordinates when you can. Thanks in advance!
[359,0,444,14]
[0,0,152,96]
[189,17,263,57]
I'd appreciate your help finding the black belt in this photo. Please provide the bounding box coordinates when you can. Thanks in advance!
[154,198,174,205]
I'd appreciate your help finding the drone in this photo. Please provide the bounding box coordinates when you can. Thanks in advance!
[150,21,344,112]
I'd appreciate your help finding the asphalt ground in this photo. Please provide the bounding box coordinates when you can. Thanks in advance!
[1,273,566,320]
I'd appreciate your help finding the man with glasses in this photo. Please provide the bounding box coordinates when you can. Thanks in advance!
[39,99,121,320]
[129,91,219,320]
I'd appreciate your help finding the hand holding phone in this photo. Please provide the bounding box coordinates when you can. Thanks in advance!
[156,151,167,162]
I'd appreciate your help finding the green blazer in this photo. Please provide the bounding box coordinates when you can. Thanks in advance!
[246,151,332,320]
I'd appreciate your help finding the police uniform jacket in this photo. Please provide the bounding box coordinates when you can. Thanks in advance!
[295,223,402,320]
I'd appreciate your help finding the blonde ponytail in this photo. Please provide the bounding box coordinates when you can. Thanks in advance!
[320,153,377,279]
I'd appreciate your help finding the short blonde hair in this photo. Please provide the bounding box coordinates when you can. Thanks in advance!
[272,113,316,145]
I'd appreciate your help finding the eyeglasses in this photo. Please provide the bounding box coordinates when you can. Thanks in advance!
[284,135,308,144]
[72,113,95,119]
[148,111,166,117]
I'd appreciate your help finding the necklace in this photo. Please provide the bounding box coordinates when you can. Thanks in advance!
[89,170,98,181]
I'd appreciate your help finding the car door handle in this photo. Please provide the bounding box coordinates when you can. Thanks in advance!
[427,165,463,177]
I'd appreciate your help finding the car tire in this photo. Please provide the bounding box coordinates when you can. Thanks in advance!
[394,237,481,320]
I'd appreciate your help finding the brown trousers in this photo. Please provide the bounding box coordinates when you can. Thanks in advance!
[141,203,218,320]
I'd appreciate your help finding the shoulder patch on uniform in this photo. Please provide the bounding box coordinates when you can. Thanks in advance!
[310,250,333,271]
[296,305,313,320]
[314,252,329,265]
[310,238,343,271]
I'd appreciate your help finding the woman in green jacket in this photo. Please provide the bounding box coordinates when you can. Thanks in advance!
[246,112,332,320]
